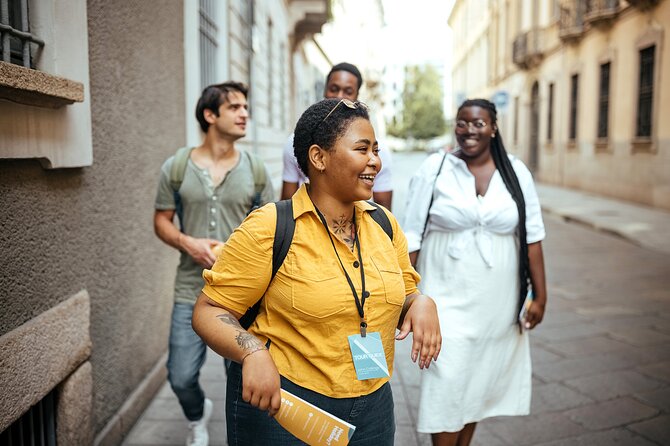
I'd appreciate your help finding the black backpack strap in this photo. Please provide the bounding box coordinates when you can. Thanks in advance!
[366,201,393,241]
[272,199,295,279]
[239,199,295,329]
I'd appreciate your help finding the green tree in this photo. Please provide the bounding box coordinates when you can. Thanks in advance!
[389,65,447,140]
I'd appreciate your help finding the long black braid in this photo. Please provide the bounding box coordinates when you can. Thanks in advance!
[457,99,530,321]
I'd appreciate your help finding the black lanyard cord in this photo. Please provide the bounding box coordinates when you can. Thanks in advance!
[313,206,368,328]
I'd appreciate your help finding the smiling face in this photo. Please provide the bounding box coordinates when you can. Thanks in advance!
[324,70,359,101]
[204,91,249,140]
[454,105,496,160]
[322,118,380,202]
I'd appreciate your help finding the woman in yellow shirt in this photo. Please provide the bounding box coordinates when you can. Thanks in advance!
[192,98,441,445]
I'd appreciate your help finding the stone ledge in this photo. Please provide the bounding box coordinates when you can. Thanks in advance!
[0,290,91,431]
[0,60,84,108]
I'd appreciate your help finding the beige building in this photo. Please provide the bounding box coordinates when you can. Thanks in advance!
[0,0,329,444]
[449,0,670,210]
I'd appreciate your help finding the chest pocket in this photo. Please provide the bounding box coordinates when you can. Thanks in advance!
[371,254,405,306]
[289,255,348,319]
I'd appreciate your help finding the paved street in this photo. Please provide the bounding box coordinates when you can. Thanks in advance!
[123,151,670,445]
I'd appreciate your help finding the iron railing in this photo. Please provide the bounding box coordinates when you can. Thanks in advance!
[0,0,44,68]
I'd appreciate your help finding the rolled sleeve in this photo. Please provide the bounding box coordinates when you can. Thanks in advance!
[202,206,274,313]
[155,157,176,210]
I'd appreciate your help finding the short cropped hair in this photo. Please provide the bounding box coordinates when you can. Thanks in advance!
[293,98,370,178]
[195,81,248,133]
[326,62,363,91]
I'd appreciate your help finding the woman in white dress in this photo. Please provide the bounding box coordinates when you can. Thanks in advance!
[404,99,548,446]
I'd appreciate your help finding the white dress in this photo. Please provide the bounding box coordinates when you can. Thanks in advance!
[403,152,545,433]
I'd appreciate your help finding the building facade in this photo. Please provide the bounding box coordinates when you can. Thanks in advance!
[0,0,329,444]
[449,0,670,210]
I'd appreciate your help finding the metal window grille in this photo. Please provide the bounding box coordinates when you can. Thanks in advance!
[199,0,218,89]
[0,0,44,68]
[513,97,519,142]
[636,45,655,137]
[0,388,57,446]
[279,42,286,129]
[267,19,273,127]
[597,62,610,139]
[569,74,579,140]
[547,83,554,141]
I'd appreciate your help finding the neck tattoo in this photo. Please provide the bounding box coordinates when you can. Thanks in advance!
[331,214,355,251]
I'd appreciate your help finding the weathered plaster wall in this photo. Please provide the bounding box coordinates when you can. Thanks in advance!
[0,0,185,435]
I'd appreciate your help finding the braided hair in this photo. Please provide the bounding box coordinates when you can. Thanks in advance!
[457,98,530,319]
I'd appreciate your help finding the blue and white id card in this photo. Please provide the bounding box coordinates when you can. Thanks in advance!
[347,332,390,380]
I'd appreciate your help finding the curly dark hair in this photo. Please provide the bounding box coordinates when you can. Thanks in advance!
[195,81,248,133]
[457,98,530,323]
[293,98,370,177]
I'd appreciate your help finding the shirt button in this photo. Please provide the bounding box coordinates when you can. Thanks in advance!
[363,291,370,298]
[353,261,360,268]
[210,221,215,227]
[211,208,216,214]
[212,196,217,200]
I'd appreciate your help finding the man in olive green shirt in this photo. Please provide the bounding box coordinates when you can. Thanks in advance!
[154,81,274,446]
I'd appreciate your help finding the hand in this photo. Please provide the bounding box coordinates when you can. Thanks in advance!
[181,235,219,268]
[523,301,545,330]
[241,349,282,417]
[396,295,441,369]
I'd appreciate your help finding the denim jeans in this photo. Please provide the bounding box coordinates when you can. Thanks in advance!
[226,361,395,445]
[167,302,207,421]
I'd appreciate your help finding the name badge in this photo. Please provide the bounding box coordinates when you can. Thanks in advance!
[347,332,390,380]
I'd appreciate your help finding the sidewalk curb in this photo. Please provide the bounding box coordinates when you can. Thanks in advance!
[541,206,639,246]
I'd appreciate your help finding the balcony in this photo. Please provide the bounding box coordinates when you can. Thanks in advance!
[626,0,660,11]
[584,0,621,27]
[559,1,586,42]
[287,0,330,49]
[512,29,544,70]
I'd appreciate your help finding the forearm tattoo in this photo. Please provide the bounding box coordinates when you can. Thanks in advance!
[216,313,265,353]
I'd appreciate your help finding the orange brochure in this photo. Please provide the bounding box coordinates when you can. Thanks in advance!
[276,388,356,445]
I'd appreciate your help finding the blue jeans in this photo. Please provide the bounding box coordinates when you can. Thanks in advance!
[226,361,395,445]
[167,302,207,421]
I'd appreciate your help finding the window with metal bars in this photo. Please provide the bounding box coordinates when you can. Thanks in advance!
[569,73,579,140]
[0,0,44,68]
[0,388,56,446]
[199,0,218,89]
[636,45,655,138]
[547,82,554,141]
[597,62,610,139]
[267,18,273,127]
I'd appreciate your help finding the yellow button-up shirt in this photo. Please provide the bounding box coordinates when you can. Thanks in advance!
[202,185,420,397]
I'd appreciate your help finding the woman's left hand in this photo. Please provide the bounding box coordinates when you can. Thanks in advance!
[523,300,545,329]
[396,294,441,369]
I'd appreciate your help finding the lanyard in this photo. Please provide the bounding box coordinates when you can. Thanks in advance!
[313,205,369,337]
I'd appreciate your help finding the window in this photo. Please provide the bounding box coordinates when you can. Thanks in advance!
[547,82,554,141]
[279,42,286,129]
[0,0,91,168]
[0,0,44,68]
[636,45,654,138]
[569,73,579,140]
[267,19,273,127]
[513,96,519,143]
[597,62,610,139]
[228,0,253,87]
[199,0,218,89]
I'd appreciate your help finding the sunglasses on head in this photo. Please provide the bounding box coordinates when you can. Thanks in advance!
[321,99,368,124]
